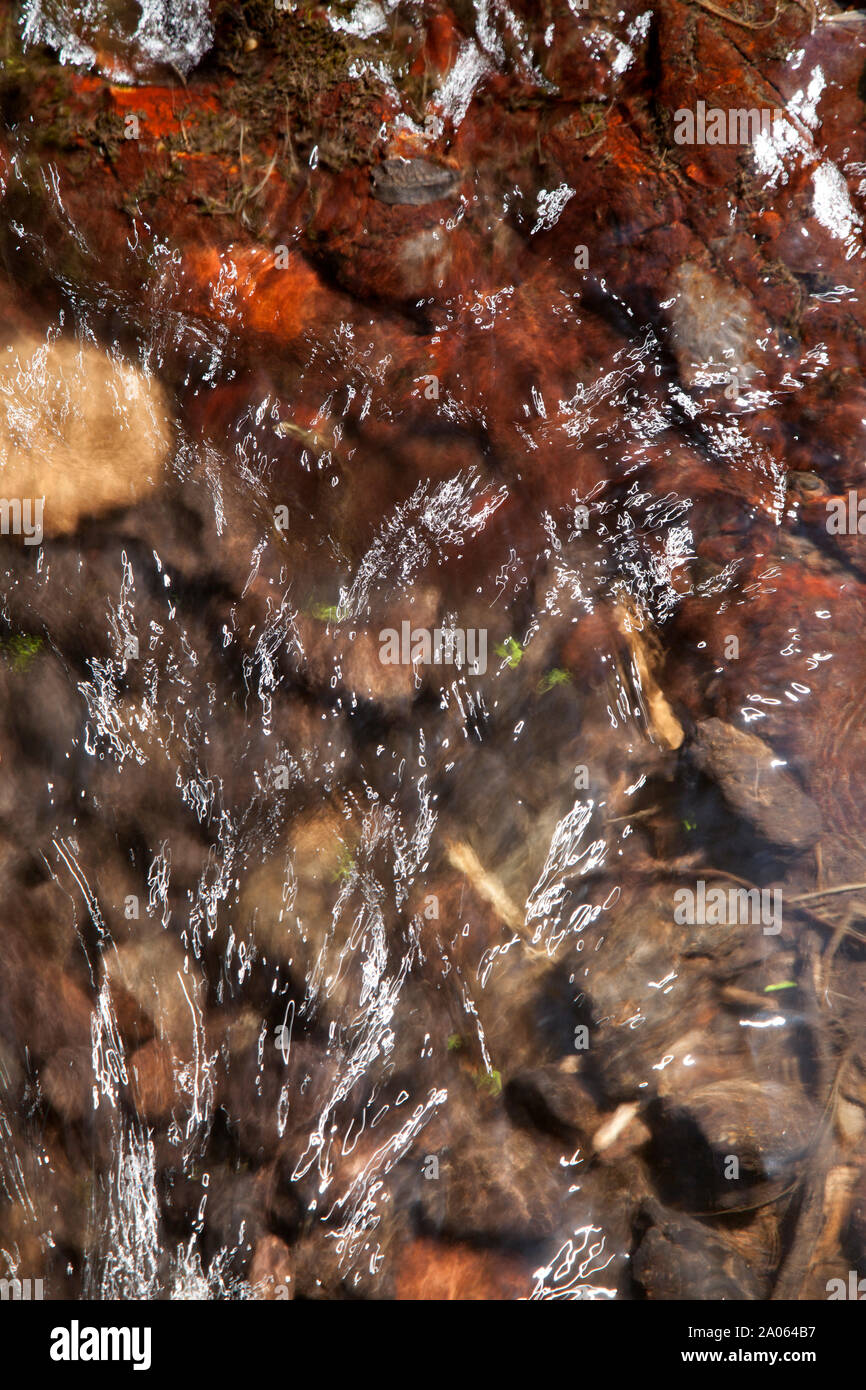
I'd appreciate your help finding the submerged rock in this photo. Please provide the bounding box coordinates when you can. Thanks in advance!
[632,1200,767,1300]
[666,262,767,394]
[649,1079,816,1211]
[690,718,822,850]
[104,935,202,1060]
[787,471,829,501]
[248,1234,294,1300]
[0,334,171,537]
[505,1065,601,1144]
[129,1038,176,1122]
[371,157,462,206]
[41,1045,94,1122]
[3,0,866,1304]
[415,1127,565,1244]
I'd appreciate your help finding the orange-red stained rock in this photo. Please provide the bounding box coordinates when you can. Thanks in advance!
[180,242,339,346]
[395,1236,530,1301]
[410,12,464,79]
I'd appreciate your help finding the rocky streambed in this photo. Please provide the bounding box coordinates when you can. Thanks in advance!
[0,0,865,1302]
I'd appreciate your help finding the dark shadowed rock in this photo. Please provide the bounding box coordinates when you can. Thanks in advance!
[633,1201,767,1300]
[200,1167,266,1268]
[649,1080,816,1211]
[845,1166,866,1265]
[505,1065,601,1143]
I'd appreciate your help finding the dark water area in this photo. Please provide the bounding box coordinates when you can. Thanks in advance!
[0,0,865,1311]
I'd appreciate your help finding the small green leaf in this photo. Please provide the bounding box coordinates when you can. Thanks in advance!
[764,980,797,993]
[682,819,697,832]
[1,634,43,673]
[311,602,339,623]
[538,667,572,694]
[495,636,523,669]
[446,1033,463,1052]
[331,843,355,883]
[473,1067,502,1097]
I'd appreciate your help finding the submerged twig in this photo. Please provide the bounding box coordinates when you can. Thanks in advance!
[771,1049,857,1300]
[790,882,866,904]
[444,838,545,959]
[689,0,781,28]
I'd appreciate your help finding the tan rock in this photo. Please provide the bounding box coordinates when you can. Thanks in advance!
[241,803,349,968]
[666,262,768,394]
[691,717,822,849]
[0,333,171,537]
[295,616,416,712]
[104,935,202,1058]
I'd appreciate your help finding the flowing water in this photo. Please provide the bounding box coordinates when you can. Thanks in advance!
[0,0,866,1303]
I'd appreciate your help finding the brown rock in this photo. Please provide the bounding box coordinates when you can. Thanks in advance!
[633,1201,767,1300]
[129,1039,176,1122]
[575,884,727,1104]
[104,935,202,1058]
[650,1080,817,1211]
[416,1127,565,1244]
[3,955,93,1059]
[106,976,156,1051]
[691,718,822,850]
[41,1046,93,1122]
[249,1234,294,1300]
